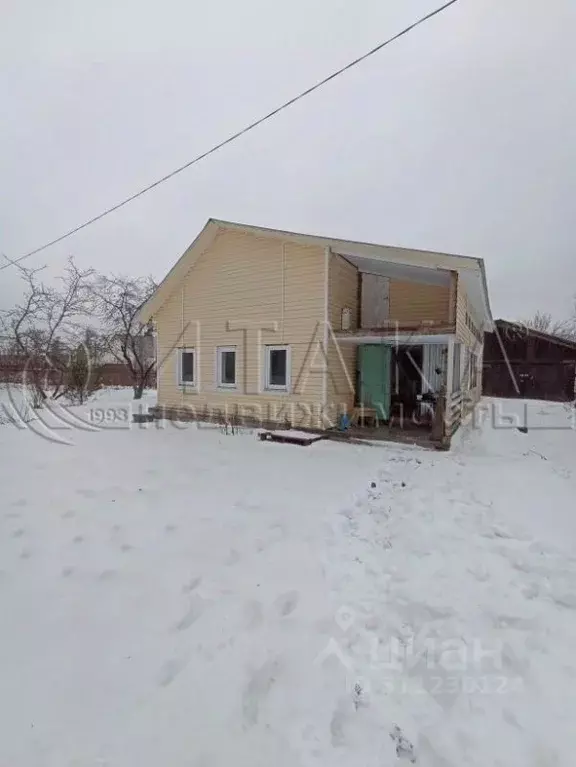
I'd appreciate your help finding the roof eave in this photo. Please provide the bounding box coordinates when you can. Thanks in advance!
[494,319,576,350]
[137,218,221,324]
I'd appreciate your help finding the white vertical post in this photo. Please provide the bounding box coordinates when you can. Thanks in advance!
[180,287,185,407]
[323,247,330,409]
[436,338,456,446]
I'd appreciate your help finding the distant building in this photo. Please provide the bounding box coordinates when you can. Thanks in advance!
[483,320,576,401]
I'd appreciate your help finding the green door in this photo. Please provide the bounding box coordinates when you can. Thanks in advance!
[359,345,391,419]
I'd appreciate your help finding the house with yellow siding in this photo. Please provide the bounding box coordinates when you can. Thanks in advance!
[138,219,493,443]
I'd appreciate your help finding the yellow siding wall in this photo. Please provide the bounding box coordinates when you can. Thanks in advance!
[471,345,483,404]
[388,280,450,325]
[456,277,476,347]
[455,276,484,402]
[327,253,358,419]
[155,228,328,428]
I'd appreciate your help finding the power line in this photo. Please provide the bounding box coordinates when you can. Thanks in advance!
[2,0,460,272]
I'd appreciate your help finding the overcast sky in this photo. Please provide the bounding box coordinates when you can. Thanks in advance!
[1,0,574,322]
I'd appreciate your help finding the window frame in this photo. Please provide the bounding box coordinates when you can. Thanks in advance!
[216,346,238,389]
[469,351,478,389]
[177,347,197,388]
[264,345,291,392]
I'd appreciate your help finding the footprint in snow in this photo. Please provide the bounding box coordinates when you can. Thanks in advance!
[174,594,208,632]
[482,527,516,540]
[330,694,361,747]
[551,591,576,610]
[467,565,491,583]
[164,523,178,534]
[503,708,522,730]
[242,656,282,728]
[98,569,116,581]
[522,582,540,600]
[157,657,187,688]
[274,590,299,617]
[182,575,202,594]
[330,706,346,747]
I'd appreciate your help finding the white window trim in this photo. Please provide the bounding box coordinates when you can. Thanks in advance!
[177,347,197,389]
[264,345,291,392]
[216,346,237,389]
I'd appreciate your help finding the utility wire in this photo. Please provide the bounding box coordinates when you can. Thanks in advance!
[2,0,459,272]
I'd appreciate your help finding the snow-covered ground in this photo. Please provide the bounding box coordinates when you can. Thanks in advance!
[1,392,575,766]
[0,383,35,425]
[0,383,156,429]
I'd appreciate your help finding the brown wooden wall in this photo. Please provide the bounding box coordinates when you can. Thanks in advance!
[388,280,451,325]
[483,361,575,401]
[483,321,576,401]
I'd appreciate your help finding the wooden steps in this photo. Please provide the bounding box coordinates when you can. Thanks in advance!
[258,429,325,447]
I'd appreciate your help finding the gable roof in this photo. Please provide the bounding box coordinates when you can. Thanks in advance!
[138,218,494,327]
[493,319,576,351]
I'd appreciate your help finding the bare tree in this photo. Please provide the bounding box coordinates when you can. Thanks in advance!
[521,310,576,341]
[0,257,95,404]
[91,274,157,399]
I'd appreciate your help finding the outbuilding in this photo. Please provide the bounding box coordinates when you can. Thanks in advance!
[483,319,576,401]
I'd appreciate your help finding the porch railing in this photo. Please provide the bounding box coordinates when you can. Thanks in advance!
[431,388,473,448]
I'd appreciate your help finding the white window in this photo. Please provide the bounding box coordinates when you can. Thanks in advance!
[217,346,237,388]
[264,345,290,391]
[178,348,196,386]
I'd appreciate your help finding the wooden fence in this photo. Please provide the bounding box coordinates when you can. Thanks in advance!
[0,358,155,388]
